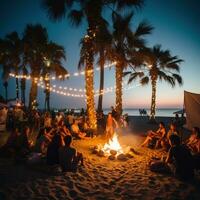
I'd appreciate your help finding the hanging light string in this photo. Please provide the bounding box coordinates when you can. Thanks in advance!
[36,80,122,94]
[37,81,141,98]
[9,62,116,80]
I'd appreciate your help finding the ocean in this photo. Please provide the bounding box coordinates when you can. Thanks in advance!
[103,108,181,117]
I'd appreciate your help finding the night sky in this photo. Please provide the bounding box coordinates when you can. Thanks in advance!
[0,0,200,109]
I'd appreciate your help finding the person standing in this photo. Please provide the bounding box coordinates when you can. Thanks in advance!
[105,113,118,140]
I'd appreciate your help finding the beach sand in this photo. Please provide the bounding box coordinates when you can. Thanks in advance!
[0,116,200,200]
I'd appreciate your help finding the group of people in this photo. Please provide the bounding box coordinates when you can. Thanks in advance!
[0,105,128,172]
[142,121,200,180]
[0,107,97,171]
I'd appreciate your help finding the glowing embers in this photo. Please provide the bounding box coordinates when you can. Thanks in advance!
[91,133,133,161]
[102,132,123,156]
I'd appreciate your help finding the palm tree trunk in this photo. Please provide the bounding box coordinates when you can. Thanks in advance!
[16,77,19,99]
[84,26,97,130]
[150,79,157,120]
[97,50,104,113]
[44,80,50,111]
[20,78,26,106]
[115,64,123,116]
[29,80,38,109]
[85,66,97,130]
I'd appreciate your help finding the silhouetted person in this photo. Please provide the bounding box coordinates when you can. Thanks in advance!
[59,135,83,172]
[166,134,194,180]
[47,134,63,165]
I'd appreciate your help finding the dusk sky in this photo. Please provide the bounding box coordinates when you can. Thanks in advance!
[0,0,199,109]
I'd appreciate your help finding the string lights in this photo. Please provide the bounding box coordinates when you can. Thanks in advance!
[9,62,116,80]
[36,81,141,99]
[37,81,121,94]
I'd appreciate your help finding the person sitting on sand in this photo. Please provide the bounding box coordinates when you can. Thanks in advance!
[161,123,179,150]
[34,128,53,154]
[44,112,52,128]
[165,134,194,180]
[58,120,71,137]
[105,113,118,141]
[71,119,87,139]
[55,112,63,125]
[79,117,94,138]
[141,122,166,148]
[150,134,194,180]
[185,127,200,154]
[47,134,64,165]
[59,135,83,172]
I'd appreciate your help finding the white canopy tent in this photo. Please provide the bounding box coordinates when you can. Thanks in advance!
[184,91,200,130]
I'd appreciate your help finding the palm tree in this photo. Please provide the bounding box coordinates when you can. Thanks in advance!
[42,0,143,129]
[110,12,153,116]
[5,32,22,99]
[126,45,183,121]
[94,21,112,113]
[42,42,68,111]
[79,20,112,114]
[20,65,28,105]
[0,38,11,102]
[23,24,49,109]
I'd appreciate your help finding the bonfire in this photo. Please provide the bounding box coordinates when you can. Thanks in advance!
[92,132,133,161]
[102,132,123,156]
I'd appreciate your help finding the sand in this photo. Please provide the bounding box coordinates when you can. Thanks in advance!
[0,116,200,200]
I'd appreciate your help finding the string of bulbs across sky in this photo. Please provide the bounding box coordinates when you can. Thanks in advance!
[9,61,141,98]
[9,62,117,80]
[36,81,141,98]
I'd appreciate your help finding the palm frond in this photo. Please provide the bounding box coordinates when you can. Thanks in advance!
[123,71,132,77]
[116,0,144,10]
[140,76,149,85]
[68,9,84,26]
[42,0,68,21]
[128,71,144,84]
[172,73,183,86]
[134,21,154,37]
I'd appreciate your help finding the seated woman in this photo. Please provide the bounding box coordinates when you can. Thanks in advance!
[59,135,83,172]
[161,123,179,151]
[71,119,86,139]
[141,122,166,148]
[79,117,93,138]
[185,127,200,154]
[150,134,194,180]
[58,120,71,137]
[34,128,53,154]
[46,133,63,166]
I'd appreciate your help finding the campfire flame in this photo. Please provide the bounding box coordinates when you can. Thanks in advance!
[102,132,123,155]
